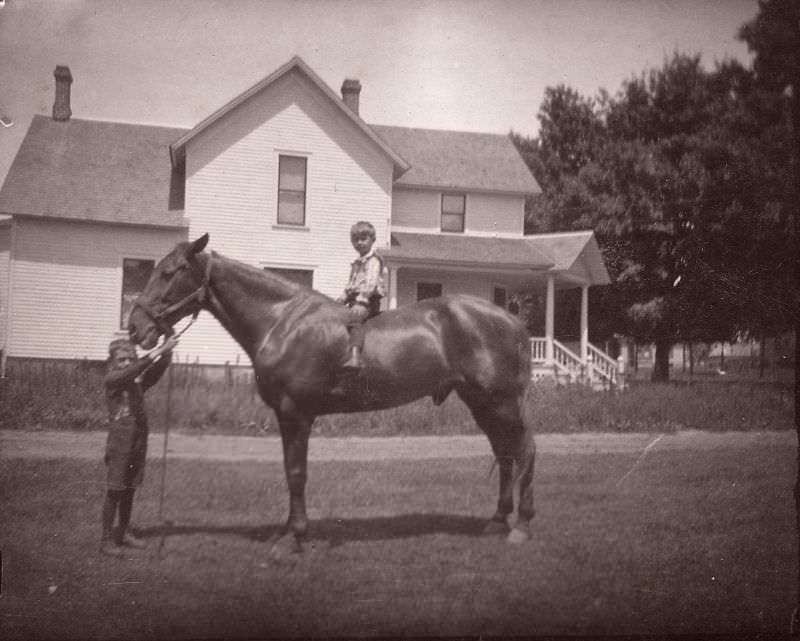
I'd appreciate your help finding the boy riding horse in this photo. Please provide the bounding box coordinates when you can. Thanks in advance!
[337,221,385,372]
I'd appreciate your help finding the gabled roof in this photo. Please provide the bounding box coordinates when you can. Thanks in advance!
[370,125,541,195]
[383,232,554,270]
[169,56,410,177]
[525,231,611,285]
[0,115,188,228]
[382,230,611,286]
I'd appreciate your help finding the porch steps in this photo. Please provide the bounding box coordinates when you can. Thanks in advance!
[530,338,625,390]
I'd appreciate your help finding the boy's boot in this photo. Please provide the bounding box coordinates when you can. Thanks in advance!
[100,529,124,557]
[116,526,147,549]
[341,346,363,372]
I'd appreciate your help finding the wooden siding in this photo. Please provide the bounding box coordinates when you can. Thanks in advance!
[395,267,495,307]
[391,186,524,236]
[9,219,185,360]
[180,67,394,365]
[0,224,9,351]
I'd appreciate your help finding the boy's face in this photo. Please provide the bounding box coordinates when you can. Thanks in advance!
[351,232,374,256]
[111,348,136,370]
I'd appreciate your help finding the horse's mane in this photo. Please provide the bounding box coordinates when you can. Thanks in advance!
[207,250,331,304]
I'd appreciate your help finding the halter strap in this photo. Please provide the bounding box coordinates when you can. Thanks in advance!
[133,253,213,336]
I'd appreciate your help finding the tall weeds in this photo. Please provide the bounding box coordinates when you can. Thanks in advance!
[0,359,792,435]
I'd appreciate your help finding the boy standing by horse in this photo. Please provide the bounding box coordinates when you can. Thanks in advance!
[337,221,385,372]
[99,335,176,556]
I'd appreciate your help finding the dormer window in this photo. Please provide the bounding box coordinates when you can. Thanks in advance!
[441,193,465,233]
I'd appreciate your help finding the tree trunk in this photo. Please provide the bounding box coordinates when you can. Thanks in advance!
[651,339,671,382]
[759,333,766,379]
[688,342,694,380]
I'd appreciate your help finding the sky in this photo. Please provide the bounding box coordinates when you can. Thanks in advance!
[0,0,758,184]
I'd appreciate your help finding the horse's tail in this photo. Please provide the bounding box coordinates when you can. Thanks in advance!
[517,334,536,471]
[516,379,536,464]
[498,337,537,511]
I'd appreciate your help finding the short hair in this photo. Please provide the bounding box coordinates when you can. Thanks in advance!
[350,221,376,239]
[108,338,135,358]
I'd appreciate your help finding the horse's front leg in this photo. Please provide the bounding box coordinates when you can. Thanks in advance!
[276,409,313,553]
[483,454,514,536]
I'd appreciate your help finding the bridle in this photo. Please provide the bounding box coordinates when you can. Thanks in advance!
[133,253,214,339]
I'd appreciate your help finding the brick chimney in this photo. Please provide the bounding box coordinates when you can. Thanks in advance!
[341,78,362,116]
[52,65,73,122]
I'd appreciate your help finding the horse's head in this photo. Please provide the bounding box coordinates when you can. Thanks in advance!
[128,233,210,349]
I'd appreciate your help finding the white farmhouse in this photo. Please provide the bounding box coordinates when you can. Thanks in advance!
[0,57,615,385]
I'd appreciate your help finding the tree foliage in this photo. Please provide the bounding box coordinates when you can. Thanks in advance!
[515,44,795,380]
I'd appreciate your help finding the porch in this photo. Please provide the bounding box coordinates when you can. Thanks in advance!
[381,230,624,390]
[527,272,624,390]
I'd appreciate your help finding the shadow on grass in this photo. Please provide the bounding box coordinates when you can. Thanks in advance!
[138,512,490,546]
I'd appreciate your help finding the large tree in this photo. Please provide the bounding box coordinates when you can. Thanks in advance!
[517,52,793,380]
[738,0,800,631]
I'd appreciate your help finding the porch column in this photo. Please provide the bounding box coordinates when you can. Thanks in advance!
[545,275,554,364]
[387,266,398,310]
[580,284,589,363]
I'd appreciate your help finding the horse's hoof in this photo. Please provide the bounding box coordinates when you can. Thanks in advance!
[269,533,303,562]
[506,526,530,545]
[482,519,510,537]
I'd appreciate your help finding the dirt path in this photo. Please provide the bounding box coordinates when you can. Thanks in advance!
[0,429,793,462]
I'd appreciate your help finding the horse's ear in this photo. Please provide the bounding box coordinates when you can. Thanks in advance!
[191,233,209,255]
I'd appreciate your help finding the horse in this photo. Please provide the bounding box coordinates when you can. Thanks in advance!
[128,233,537,552]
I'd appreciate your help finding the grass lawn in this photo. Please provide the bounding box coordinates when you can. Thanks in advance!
[1,440,796,639]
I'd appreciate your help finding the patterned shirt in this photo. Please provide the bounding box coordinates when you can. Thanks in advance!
[343,249,385,306]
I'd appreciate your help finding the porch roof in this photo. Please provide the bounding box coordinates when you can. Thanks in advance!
[383,232,554,270]
[525,231,611,285]
[382,231,611,285]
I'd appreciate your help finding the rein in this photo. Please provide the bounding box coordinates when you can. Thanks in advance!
[134,253,213,338]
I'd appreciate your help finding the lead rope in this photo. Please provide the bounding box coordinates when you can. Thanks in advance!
[157,354,174,559]
[155,256,211,558]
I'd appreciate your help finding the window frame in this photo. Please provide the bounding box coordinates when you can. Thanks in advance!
[119,256,156,331]
[263,266,314,289]
[276,153,309,227]
[440,192,466,233]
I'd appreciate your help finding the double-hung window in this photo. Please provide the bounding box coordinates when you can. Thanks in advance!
[441,193,465,233]
[277,155,307,226]
[120,258,155,330]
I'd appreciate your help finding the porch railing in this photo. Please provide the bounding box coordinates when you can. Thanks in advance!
[587,343,618,387]
[552,339,583,381]
[529,337,622,389]
[530,338,547,363]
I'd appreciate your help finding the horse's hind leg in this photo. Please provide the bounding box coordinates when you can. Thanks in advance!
[508,410,536,544]
[462,398,516,536]
[463,390,536,544]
